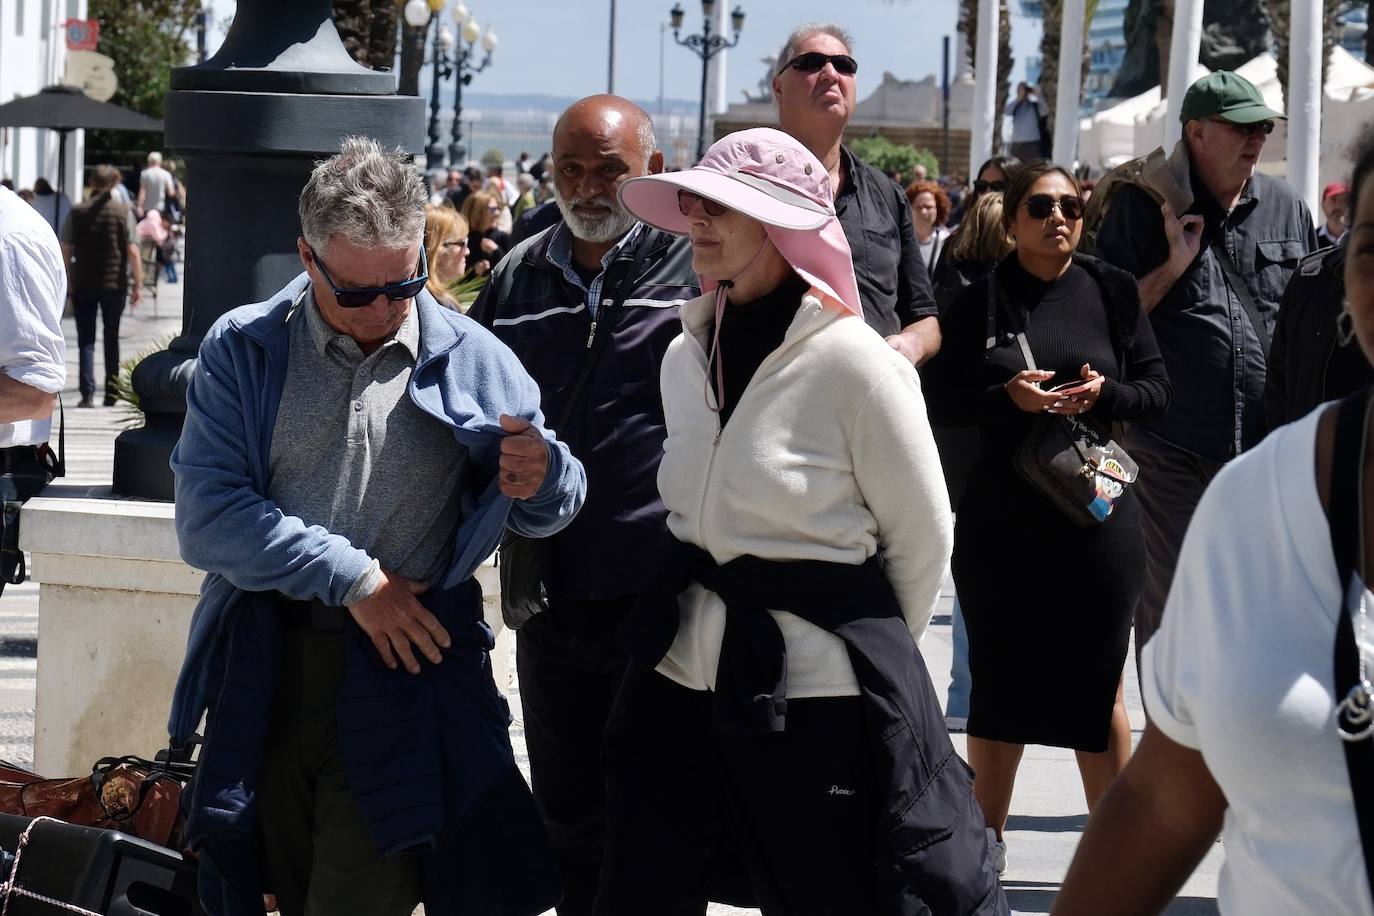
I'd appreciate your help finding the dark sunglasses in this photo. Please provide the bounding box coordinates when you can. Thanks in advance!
[677,189,728,218]
[309,244,428,308]
[1023,193,1085,221]
[1209,118,1274,137]
[780,52,859,76]
[973,179,1007,194]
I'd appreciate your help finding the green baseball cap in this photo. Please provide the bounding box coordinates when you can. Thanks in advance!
[1179,71,1285,124]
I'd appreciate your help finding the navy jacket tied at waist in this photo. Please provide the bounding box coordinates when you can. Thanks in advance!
[187,584,561,916]
[623,546,1010,916]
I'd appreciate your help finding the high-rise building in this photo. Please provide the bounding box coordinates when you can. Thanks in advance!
[1021,0,1130,112]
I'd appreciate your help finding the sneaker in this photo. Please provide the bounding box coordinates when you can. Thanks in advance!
[986,826,1007,876]
[945,715,968,733]
[76,394,94,409]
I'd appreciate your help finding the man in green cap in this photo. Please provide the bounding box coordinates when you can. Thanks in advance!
[1094,70,1317,667]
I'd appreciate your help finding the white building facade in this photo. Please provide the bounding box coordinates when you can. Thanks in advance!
[0,0,86,191]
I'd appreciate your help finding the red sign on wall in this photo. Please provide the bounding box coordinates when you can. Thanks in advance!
[64,19,100,51]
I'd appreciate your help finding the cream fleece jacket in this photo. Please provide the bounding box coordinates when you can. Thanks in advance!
[655,290,954,698]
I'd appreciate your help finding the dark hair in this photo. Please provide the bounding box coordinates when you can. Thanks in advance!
[1349,125,1374,227]
[1001,160,1082,231]
[463,166,483,181]
[975,155,1023,184]
[905,179,951,227]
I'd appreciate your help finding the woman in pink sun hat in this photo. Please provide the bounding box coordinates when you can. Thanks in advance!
[597,128,1009,914]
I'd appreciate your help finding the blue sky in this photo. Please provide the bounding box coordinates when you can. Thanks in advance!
[202,0,1042,105]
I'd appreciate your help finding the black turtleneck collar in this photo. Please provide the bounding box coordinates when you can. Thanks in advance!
[710,270,809,426]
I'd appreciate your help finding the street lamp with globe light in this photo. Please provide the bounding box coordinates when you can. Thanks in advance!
[670,1,745,162]
[447,0,496,167]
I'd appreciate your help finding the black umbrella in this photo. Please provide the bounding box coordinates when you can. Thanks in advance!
[0,85,163,202]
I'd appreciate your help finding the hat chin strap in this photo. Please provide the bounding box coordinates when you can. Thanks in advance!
[705,240,773,416]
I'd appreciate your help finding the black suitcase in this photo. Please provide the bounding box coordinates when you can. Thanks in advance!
[0,812,201,915]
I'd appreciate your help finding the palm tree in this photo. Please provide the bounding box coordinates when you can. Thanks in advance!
[1271,0,1348,111]
[1036,0,1099,141]
[960,0,1016,154]
[331,0,400,72]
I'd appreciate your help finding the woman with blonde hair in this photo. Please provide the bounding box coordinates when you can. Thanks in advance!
[423,205,469,309]
[460,189,509,276]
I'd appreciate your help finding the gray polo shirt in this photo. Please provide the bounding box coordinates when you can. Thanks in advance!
[267,291,470,604]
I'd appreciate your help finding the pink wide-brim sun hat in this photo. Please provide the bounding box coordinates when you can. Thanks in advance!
[617,128,863,318]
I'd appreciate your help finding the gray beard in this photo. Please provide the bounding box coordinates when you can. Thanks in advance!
[554,190,638,244]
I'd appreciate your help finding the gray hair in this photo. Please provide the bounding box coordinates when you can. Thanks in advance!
[516,172,535,191]
[776,23,854,73]
[299,136,427,254]
[146,151,163,166]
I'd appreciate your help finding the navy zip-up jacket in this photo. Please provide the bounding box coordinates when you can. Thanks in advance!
[469,222,699,599]
[624,547,1010,915]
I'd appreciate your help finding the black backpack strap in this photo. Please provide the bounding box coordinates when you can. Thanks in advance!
[1211,237,1272,356]
[1330,386,1374,899]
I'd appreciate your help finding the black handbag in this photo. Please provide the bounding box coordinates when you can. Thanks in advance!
[987,271,1138,526]
[497,232,655,630]
[0,405,64,597]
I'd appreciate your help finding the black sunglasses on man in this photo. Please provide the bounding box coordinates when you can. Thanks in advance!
[309,244,429,308]
[779,52,859,77]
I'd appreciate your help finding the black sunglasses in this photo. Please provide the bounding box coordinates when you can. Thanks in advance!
[677,189,728,218]
[780,52,858,76]
[1209,118,1275,137]
[973,179,1007,195]
[1023,193,1085,221]
[309,244,428,308]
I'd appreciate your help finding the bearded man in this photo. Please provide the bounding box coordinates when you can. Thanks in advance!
[468,94,698,916]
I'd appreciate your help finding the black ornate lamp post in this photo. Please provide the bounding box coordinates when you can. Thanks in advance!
[670,1,745,162]
[112,0,423,499]
[406,0,456,172]
[448,2,497,167]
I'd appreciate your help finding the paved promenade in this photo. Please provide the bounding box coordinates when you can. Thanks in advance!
[0,275,1220,914]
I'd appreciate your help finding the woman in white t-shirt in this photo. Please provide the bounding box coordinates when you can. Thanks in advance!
[1052,127,1374,915]
[905,179,950,278]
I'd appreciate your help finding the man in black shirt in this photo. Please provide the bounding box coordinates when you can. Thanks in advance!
[772,23,940,365]
[1094,71,1315,659]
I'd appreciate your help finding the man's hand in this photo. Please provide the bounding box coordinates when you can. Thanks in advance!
[884,315,942,367]
[498,414,550,499]
[347,570,451,675]
[129,285,142,307]
[1161,200,1204,272]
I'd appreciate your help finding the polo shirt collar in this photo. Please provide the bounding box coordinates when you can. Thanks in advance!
[304,285,420,360]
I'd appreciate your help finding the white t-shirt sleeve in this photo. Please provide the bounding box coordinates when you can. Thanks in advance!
[0,230,67,394]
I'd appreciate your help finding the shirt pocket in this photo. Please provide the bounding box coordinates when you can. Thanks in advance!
[863,226,900,298]
[1254,239,1306,305]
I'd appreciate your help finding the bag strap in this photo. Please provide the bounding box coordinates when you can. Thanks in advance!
[984,267,1038,371]
[1210,237,1272,356]
[1329,386,1374,900]
[554,228,657,432]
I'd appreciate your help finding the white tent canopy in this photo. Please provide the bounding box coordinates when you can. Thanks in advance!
[1078,47,1374,182]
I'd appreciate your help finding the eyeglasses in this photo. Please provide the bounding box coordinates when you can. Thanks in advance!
[677,190,729,218]
[973,179,1007,195]
[309,244,428,308]
[1209,118,1275,137]
[779,52,859,76]
[442,240,469,251]
[1023,194,1085,221]
[486,204,502,213]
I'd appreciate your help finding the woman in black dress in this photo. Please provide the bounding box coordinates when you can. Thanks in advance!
[925,161,1172,873]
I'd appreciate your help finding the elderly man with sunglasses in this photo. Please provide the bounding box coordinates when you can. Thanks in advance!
[772,23,941,366]
[1093,70,1317,666]
[167,137,585,916]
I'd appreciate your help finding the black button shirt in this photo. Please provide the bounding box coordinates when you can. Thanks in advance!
[835,146,938,337]
[1094,169,1316,461]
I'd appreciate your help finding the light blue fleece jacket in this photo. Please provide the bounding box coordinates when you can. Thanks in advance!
[166,272,585,745]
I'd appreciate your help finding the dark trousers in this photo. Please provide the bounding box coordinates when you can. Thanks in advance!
[255,628,421,916]
[72,289,125,399]
[516,593,635,916]
[1128,431,1224,671]
[596,666,880,916]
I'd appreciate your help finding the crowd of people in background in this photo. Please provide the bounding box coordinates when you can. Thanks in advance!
[13,14,1374,916]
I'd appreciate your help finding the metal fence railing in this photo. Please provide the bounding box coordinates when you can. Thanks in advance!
[438,110,704,172]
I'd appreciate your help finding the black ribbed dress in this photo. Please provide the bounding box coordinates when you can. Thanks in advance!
[928,255,1172,751]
